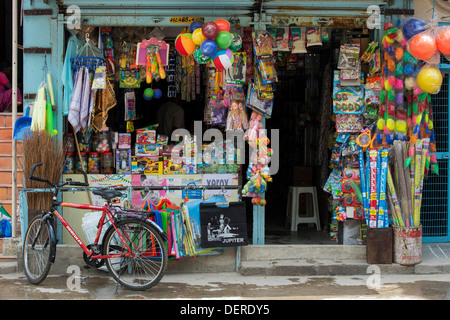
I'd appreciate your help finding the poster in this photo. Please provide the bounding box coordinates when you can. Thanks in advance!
[89,174,131,206]
[202,173,239,199]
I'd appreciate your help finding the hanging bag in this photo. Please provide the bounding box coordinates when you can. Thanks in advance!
[200,201,248,248]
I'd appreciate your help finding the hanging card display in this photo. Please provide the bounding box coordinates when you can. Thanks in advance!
[333,70,364,114]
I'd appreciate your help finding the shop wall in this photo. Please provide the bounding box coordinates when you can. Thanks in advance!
[414,0,450,22]
[22,0,64,137]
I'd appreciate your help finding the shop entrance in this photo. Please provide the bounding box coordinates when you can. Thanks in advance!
[263,28,372,245]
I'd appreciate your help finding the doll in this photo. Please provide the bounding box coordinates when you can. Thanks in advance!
[245,111,263,144]
[226,100,248,131]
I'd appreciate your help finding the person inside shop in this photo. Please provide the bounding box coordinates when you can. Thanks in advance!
[155,89,185,140]
[0,61,22,112]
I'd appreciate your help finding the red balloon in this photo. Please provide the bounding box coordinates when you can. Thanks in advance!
[409,33,437,61]
[436,28,450,55]
[214,19,230,32]
[202,21,219,40]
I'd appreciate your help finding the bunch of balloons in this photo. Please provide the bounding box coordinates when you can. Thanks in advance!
[175,19,243,71]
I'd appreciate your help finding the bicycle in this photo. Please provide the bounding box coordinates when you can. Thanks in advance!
[22,162,169,291]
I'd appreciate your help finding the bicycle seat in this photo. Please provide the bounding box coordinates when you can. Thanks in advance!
[92,190,123,201]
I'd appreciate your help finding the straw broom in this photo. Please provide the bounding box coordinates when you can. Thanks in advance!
[23,131,65,210]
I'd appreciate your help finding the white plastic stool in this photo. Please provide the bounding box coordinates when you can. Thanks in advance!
[287,186,321,231]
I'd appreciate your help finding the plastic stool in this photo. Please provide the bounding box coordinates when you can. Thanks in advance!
[287,186,321,231]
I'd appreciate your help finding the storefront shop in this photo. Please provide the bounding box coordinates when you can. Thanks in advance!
[18,0,450,270]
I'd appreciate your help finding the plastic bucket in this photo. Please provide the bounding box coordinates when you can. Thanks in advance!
[393,225,422,266]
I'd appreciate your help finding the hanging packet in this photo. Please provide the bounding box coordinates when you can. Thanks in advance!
[210,94,227,126]
[306,27,322,47]
[290,27,307,53]
[274,27,290,51]
[252,31,273,57]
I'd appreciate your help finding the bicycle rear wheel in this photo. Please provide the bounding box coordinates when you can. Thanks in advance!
[23,215,53,284]
[102,218,168,291]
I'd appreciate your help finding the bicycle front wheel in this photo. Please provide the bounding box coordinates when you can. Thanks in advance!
[102,218,168,291]
[23,215,53,284]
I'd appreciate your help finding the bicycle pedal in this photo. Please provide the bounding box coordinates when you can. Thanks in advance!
[83,264,93,270]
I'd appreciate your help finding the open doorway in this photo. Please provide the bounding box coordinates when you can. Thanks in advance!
[264,28,371,245]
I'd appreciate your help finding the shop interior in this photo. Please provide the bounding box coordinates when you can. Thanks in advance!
[58,24,374,247]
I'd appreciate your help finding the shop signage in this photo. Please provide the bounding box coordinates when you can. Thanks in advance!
[170,17,204,24]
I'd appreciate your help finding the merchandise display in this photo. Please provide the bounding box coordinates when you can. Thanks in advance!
[21,9,448,257]
[324,16,442,246]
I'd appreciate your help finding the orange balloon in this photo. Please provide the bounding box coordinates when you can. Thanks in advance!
[388,59,396,72]
[409,33,437,61]
[395,47,404,61]
[436,28,450,55]
[214,19,230,32]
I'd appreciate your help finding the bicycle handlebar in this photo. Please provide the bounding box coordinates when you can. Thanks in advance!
[28,162,89,188]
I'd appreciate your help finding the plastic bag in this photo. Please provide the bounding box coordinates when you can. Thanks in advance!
[405,14,441,64]
[0,219,11,238]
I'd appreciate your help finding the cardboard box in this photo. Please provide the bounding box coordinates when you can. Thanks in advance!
[132,156,162,175]
[136,129,156,144]
[116,149,132,174]
[163,156,185,174]
[135,143,160,157]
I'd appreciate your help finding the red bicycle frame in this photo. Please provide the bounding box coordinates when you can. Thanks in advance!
[53,202,133,260]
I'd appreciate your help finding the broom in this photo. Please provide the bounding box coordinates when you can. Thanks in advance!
[23,131,65,211]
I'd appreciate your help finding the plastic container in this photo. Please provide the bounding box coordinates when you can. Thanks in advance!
[63,152,74,174]
[101,152,113,174]
[88,152,100,174]
[76,152,88,173]
[64,133,75,153]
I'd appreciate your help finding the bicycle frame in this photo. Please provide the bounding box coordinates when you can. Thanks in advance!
[51,201,133,260]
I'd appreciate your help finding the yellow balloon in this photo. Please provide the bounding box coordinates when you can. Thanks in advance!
[386,118,395,131]
[417,66,443,94]
[192,28,206,46]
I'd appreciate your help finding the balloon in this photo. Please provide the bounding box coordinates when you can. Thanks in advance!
[215,31,233,49]
[193,47,212,64]
[175,33,196,56]
[212,48,234,71]
[409,33,437,61]
[153,88,162,99]
[436,28,450,55]
[200,39,218,57]
[229,32,243,52]
[214,19,230,32]
[202,21,219,40]
[417,66,443,94]
[189,19,204,33]
[192,28,206,46]
[387,59,395,72]
[402,18,427,40]
[395,47,404,61]
[143,88,154,100]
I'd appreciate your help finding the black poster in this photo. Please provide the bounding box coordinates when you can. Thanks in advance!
[200,202,248,248]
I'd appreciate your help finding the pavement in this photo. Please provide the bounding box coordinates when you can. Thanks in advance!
[3,242,450,303]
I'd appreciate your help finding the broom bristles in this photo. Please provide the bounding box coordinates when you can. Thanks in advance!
[23,131,65,210]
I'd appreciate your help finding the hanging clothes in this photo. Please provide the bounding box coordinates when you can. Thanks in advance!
[79,67,91,131]
[91,79,117,132]
[68,66,84,132]
[61,35,84,116]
